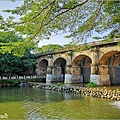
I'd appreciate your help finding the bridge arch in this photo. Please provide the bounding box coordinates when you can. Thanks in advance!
[72,54,92,83]
[99,50,120,85]
[113,55,120,66]
[53,57,66,83]
[53,56,67,64]
[99,50,119,65]
[36,59,48,76]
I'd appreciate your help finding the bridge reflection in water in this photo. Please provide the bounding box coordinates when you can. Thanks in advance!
[0,87,120,119]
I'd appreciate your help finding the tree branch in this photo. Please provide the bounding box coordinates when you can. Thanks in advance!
[88,0,104,30]
[93,0,104,22]
[11,0,56,25]
[31,0,56,40]
[45,0,89,26]
[25,0,56,23]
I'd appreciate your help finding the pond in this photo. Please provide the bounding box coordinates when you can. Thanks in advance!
[0,87,120,119]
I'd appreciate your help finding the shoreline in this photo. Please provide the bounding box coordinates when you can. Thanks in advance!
[28,82,120,101]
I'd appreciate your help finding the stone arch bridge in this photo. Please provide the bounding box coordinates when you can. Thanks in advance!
[36,39,120,85]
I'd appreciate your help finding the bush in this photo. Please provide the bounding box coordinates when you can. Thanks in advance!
[0,79,20,85]
[86,81,98,87]
[56,82,63,87]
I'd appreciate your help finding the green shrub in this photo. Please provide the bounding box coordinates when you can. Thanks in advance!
[0,79,20,85]
[56,82,63,87]
[10,79,20,85]
[86,81,98,87]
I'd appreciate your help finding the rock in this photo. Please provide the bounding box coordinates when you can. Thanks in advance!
[107,95,112,99]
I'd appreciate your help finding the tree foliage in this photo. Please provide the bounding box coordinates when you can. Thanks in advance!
[0,53,21,76]
[0,51,37,76]
[34,44,63,53]
[0,31,34,57]
[0,50,37,76]
[0,31,37,76]
[0,0,120,55]
[20,50,37,75]
[63,41,77,48]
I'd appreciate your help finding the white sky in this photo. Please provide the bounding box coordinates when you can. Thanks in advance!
[0,0,107,47]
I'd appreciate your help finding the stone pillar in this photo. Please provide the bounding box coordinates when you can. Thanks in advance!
[91,64,96,74]
[65,65,82,84]
[65,74,73,83]
[65,65,72,83]
[70,66,83,83]
[72,66,81,75]
[52,66,55,74]
[47,66,52,74]
[90,63,100,85]
[99,65,110,85]
[46,66,53,84]
[46,74,53,84]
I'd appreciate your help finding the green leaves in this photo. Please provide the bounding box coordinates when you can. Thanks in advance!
[0,31,36,57]
[0,53,21,74]
[0,0,120,48]
[34,44,63,53]
[0,50,37,76]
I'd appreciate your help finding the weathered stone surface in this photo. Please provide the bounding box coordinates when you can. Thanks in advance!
[36,40,120,86]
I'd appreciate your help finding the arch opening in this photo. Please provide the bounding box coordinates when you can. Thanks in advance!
[36,59,48,77]
[107,52,120,85]
[72,55,92,83]
[53,57,66,83]
[100,51,120,85]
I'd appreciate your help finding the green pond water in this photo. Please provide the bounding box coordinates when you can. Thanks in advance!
[0,87,120,119]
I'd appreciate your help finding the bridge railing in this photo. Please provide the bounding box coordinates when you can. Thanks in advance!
[38,39,120,56]
[80,38,119,46]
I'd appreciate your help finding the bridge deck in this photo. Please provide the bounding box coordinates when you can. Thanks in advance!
[37,39,120,57]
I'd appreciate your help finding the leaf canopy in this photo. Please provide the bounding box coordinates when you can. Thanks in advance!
[0,0,119,55]
[34,44,63,53]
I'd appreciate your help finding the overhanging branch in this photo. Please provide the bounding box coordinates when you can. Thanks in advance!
[45,0,89,26]
[31,0,56,40]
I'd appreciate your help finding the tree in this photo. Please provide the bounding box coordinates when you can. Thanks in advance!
[0,31,34,57]
[0,0,120,55]
[63,41,77,48]
[0,51,37,77]
[21,50,37,75]
[0,31,37,76]
[0,50,37,77]
[0,53,22,77]
[34,44,63,53]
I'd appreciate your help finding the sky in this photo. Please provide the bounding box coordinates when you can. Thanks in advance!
[0,0,107,47]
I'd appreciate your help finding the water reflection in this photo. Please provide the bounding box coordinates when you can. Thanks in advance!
[0,87,120,119]
[109,101,120,109]
[0,87,83,103]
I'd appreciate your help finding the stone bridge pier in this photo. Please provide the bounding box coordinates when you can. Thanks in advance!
[36,40,120,86]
